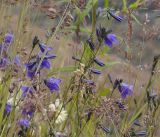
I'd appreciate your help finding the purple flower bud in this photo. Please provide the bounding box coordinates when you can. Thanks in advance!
[90,68,101,75]
[107,74,113,85]
[32,36,39,49]
[115,100,126,110]
[133,119,141,127]
[135,131,147,136]
[99,124,110,134]
[87,39,95,50]
[44,77,61,93]
[44,54,56,59]
[82,79,95,85]
[94,58,105,67]
[107,10,123,22]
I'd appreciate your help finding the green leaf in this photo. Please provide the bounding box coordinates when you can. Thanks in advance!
[48,66,77,76]
[82,42,94,64]
[74,6,83,26]
[99,46,109,56]
[75,0,97,26]
[99,88,110,96]
[105,0,109,8]
[122,0,127,11]
[129,0,141,9]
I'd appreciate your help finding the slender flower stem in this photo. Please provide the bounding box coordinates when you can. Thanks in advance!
[34,1,71,76]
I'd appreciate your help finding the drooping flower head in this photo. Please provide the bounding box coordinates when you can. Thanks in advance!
[44,77,61,93]
[4,33,14,45]
[13,55,21,66]
[22,103,36,118]
[18,119,30,128]
[104,33,119,48]
[25,57,39,78]
[39,43,53,53]
[96,26,119,48]
[21,86,35,97]
[5,103,12,114]
[40,53,56,69]
[118,82,133,99]
[0,57,10,68]
[25,43,56,78]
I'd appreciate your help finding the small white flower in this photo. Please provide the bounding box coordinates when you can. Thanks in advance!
[55,99,60,108]
[49,99,68,124]
[49,104,56,112]
[42,109,47,116]
[7,98,14,105]
[55,108,68,124]
[7,95,20,106]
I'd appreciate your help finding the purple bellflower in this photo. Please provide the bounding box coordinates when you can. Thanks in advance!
[96,26,119,48]
[22,107,35,117]
[40,54,56,69]
[18,119,30,128]
[25,57,39,78]
[5,103,12,114]
[39,43,53,53]
[25,53,56,78]
[21,86,35,97]
[4,33,14,45]
[13,55,21,66]
[118,83,133,99]
[25,42,56,78]
[104,33,119,48]
[0,57,10,68]
[44,77,61,93]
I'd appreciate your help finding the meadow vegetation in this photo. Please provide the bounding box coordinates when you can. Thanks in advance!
[0,0,160,137]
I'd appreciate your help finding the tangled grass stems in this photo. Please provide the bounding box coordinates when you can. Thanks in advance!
[0,0,160,137]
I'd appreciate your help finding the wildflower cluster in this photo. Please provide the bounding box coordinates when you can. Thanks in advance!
[0,33,65,135]
[0,1,159,137]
